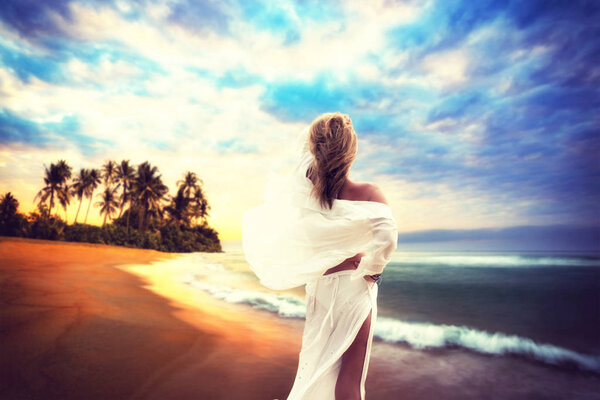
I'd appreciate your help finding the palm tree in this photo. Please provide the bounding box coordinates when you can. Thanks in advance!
[0,192,22,236]
[101,160,118,187]
[177,172,200,199]
[84,169,101,224]
[55,160,72,223]
[57,185,71,224]
[164,187,190,227]
[115,160,136,220]
[95,187,119,227]
[71,168,89,224]
[175,171,210,226]
[34,162,70,219]
[191,186,210,224]
[0,192,19,216]
[132,162,168,232]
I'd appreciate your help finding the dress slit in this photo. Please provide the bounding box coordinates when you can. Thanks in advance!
[287,271,378,400]
[358,305,376,399]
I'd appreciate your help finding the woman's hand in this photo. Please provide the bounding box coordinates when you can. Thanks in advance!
[347,252,367,268]
[349,253,379,281]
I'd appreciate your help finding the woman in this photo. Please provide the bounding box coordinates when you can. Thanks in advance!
[242,112,398,399]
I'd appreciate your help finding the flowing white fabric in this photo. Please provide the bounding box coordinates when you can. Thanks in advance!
[241,133,398,399]
[242,147,398,290]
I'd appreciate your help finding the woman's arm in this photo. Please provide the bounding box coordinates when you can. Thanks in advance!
[352,216,398,279]
[350,184,398,281]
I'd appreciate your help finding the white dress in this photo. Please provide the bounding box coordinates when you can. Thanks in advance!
[242,142,398,400]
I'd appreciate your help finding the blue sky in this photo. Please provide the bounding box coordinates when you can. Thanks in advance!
[0,0,598,249]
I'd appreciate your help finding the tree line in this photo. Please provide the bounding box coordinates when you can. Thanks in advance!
[0,160,221,253]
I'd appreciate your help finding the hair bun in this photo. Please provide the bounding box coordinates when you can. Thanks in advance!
[328,116,344,136]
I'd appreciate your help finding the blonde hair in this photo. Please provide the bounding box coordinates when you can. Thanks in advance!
[307,112,358,209]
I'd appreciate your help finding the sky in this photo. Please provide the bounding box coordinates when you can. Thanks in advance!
[0,0,598,250]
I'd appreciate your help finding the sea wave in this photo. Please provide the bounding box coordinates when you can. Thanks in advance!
[184,278,306,318]
[389,254,600,267]
[375,317,600,373]
[183,277,600,373]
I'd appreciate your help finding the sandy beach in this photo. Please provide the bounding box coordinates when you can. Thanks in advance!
[0,238,298,400]
[1,237,599,400]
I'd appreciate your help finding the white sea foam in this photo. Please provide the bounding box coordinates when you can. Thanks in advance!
[374,317,600,373]
[390,253,600,267]
[186,279,306,318]
[184,278,600,373]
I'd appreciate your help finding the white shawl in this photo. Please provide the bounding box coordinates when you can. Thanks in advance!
[242,142,398,290]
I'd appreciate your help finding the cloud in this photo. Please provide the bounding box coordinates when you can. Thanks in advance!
[166,0,231,35]
[421,49,469,87]
[0,0,598,240]
[0,40,66,83]
[259,73,387,124]
[0,0,73,37]
[0,108,110,155]
[237,1,302,44]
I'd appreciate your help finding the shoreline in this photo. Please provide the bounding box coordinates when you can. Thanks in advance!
[1,237,599,399]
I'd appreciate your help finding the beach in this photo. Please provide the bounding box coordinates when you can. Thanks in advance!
[1,237,599,400]
[0,238,297,400]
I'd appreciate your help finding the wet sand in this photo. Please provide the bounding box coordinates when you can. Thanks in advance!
[1,237,599,400]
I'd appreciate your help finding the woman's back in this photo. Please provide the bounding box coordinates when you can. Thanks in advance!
[306,171,388,205]
[337,180,388,205]
[323,179,389,276]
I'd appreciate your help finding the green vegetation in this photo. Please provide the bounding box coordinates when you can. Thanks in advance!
[0,159,222,253]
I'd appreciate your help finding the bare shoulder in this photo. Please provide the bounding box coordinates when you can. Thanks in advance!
[340,181,389,205]
[364,182,389,205]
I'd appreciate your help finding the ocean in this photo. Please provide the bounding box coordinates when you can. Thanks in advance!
[180,250,600,376]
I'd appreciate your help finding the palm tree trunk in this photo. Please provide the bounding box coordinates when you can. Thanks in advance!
[126,203,131,235]
[85,193,93,224]
[138,207,145,232]
[49,192,54,219]
[102,212,107,227]
[64,207,68,224]
[75,197,82,223]
[118,185,126,219]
